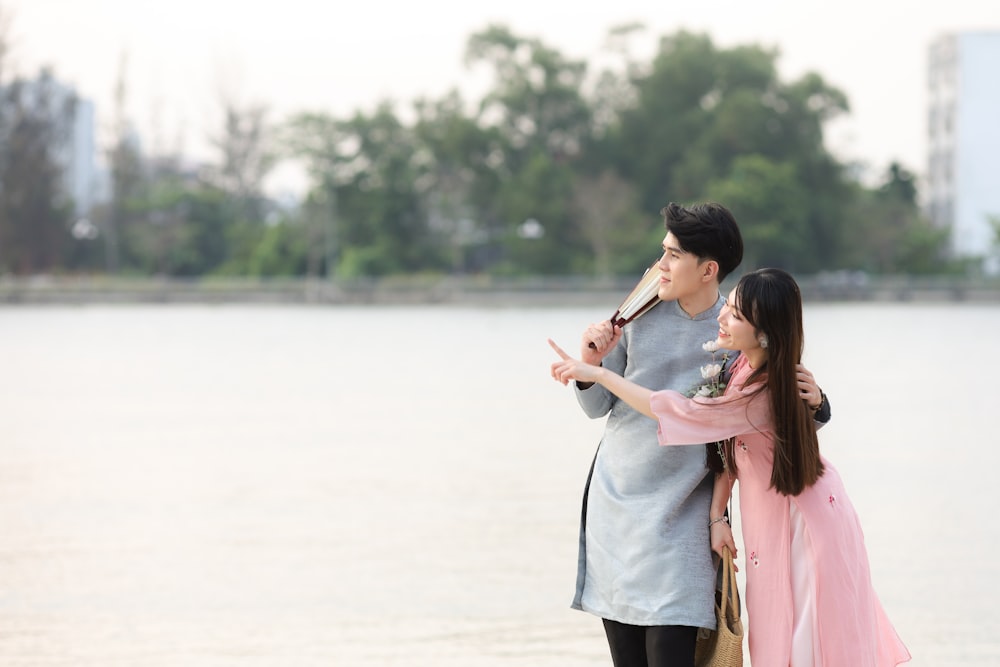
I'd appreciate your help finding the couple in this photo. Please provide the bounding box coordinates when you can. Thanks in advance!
[551,202,910,667]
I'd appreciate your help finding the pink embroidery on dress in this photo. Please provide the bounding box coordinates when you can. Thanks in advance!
[749,551,760,568]
[828,494,837,505]
[738,439,748,452]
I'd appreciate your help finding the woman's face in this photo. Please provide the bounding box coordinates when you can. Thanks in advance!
[716,287,763,354]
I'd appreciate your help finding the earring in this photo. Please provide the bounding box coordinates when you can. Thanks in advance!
[759,335,768,349]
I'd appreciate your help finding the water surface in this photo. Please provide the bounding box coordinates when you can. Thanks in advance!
[0,303,996,665]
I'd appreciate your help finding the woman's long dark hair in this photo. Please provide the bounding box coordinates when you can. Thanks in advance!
[729,268,824,496]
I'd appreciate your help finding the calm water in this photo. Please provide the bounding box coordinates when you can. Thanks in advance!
[0,302,997,666]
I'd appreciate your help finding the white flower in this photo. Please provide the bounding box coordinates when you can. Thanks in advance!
[700,363,722,379]
[686,340,730,399]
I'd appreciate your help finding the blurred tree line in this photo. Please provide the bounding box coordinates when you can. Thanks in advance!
[0,20,960,279]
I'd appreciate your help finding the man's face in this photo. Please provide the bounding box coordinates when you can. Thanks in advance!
[656,232,706,302]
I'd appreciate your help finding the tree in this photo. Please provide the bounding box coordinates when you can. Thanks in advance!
[244,217,308,276]
[412,91,497,273]
[205,97,275,222]
[842,163,950,275]
[493,147,578,274]
[0,69,75,274]
[465,24,592,168]
[284,103,448,277]
[102,52,145,273]
[605,31,852,270]
[571,169,645,278]
[613,31,721,209]
[705,155,812,270]
[464,25,595,272]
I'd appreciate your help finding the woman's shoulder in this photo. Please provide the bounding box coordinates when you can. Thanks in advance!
[726,355,767,399]
[728,353,751,376]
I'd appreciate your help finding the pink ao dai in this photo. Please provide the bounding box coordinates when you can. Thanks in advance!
[650,354,911,666]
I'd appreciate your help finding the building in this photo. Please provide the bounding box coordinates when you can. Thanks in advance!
[927,31,1000,273]
[46,76,100,219]
[3,72,101,219]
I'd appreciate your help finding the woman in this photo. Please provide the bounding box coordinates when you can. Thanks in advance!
[549,268,910,667]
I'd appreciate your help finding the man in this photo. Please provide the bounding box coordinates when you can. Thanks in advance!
[570,202,828,667]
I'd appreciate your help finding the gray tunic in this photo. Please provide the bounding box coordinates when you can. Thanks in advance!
[571,297,724,628]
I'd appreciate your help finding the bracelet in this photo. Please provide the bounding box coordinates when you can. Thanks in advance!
[709,516,729,527]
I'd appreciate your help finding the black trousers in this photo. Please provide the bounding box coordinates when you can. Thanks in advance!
[602,619,698,667]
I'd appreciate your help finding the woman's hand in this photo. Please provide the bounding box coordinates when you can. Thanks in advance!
[549,339,603,385]
[711,522,739,571]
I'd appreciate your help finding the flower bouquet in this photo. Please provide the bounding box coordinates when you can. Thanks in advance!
[689,339,732,474]
[689,340,730,398]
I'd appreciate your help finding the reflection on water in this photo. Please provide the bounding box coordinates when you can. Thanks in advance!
[0,303,997,665]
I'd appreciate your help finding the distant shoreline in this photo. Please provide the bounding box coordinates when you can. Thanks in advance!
[1,274,998,306]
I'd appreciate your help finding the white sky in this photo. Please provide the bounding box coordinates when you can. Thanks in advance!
[3,0,997,195]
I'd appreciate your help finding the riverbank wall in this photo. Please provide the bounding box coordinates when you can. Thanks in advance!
[1,274,999,306]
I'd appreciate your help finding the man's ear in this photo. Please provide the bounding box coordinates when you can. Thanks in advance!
[701,260,720,282]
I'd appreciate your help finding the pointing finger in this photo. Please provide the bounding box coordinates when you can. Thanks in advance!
[548,338,571,360]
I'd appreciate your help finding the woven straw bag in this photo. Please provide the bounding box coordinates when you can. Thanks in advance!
[694,546,744,667]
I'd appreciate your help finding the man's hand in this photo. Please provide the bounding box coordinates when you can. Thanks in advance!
[796,363,823,410]
[581,320,621,366]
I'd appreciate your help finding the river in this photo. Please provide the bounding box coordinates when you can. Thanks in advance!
[0,302,996,665]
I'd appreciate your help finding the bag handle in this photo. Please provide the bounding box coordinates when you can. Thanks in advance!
[719,546,740,621]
